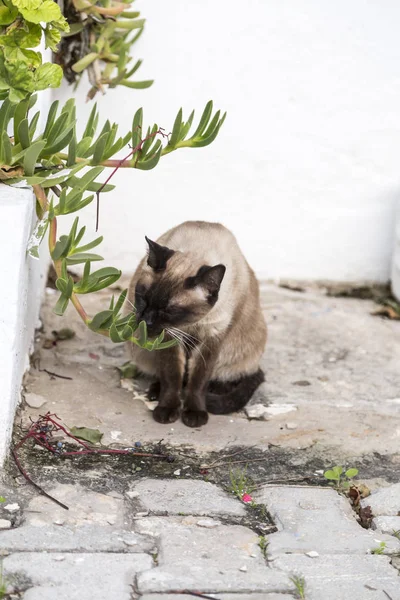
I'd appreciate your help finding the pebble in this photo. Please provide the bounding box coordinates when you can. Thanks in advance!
[110,431,121,441]
[4,503,20,513]
[126,491,140,499]
[123,539,138,547]
[135,511,149,518]
[239,565,248,572]
[245,404,269,420]
[173,469,181,476]
[52,556,65,561]
[53,519,65,526]
[24,393,47,408]
[286,422,298,430]
[0,519,11,530]
[306,551,320,558]
[196,518,220,529]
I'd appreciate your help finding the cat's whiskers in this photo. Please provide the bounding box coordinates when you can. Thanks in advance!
[170,327,206,366]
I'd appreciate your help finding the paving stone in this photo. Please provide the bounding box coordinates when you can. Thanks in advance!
[273,554,400,600]
[135,517,291,594]
[26,483,124,527]
[361,482,400,516]
[133,478,245,517]
[255,486,400,554]
[3,552,153,600]
[0,524,153,552]
[373,516,400,535]
[0,518,11,529]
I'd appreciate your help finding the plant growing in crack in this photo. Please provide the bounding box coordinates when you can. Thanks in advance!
[323,466,358,491]
[290,575,306,600]
[228,467,255,503]
[393,530,400,541]
[371,541,387,555]
[258,534,269,558]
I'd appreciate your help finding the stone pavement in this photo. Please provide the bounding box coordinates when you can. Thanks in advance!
[1,282,400,598]
[0,479,400,599]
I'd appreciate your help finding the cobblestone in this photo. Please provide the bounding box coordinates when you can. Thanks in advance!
[361,482,400,516]
[132,478,245,516]
[255,486,400,554]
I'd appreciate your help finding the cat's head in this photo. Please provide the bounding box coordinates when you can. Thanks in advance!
[133,236,226,336]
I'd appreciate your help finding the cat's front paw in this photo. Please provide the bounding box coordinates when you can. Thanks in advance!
[153,405,180,424]
[182,409,209,428]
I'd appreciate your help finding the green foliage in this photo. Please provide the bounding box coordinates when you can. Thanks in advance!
[0,92,225,351]
[371,541,387,555]
[258,535,269,558]
[0,496,5,502]
[290,575,306,600]
[228,467,255,501]
[323,466,359,490]
[55,0,153,99]
[0,0,67,102]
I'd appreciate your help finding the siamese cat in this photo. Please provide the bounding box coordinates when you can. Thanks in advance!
[127,221,267,428]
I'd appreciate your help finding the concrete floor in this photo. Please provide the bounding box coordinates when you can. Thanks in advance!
[20,280,400,459]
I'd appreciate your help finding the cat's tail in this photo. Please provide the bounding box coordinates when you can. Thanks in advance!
[206,369,265,415]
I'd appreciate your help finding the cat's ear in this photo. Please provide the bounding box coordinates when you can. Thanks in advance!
[188,264,226,294]
[145,236,174,271]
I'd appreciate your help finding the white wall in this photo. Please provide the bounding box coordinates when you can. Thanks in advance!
[0,187,48,463]
[54,0,400,282]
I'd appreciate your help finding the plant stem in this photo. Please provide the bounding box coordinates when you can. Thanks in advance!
[48,217,90,326]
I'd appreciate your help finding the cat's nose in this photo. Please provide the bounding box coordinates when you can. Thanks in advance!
[143,310,156,327]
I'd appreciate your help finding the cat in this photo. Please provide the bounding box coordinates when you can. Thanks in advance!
[127,221,267,428]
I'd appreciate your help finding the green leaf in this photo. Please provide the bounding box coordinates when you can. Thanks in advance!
[117,361,137,379]
[109,322,122,343]
[83,104,98,139]
[131,107,143,149]
[44,25,61,52]
[35,63,63,90]
[66,252,103,265]
[69,426,103,445]
[169,108,182,148]
[0,6,18,25]
[135,320,148,346]
[345,468,359,479]
[0,22,41,48]
[136,146,162,171]
[323,470,340,482]
[52,234,71,260]
[72,52,100,74]
[54,293,69,316]
[120,79,153,89]
[17,118,30,149]
[332,466,343,476]
[190,100,213,139]
[114,289,127,315]
[89,310,114,331]
[92,132,109,163]
[23,139,46,176]
[1,130,12,165]
[43,100,59,138]
[73,235,103,254]
[18,0,67,26]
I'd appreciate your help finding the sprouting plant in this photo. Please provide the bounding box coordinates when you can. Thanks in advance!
[393,530,400,541]
[258,535,268,558]
[371,541,387,555]
[228,467,255,502]
[0,564,7,600]
[0,497,5,503]
[323,466,359,490]
[290,575,306,600]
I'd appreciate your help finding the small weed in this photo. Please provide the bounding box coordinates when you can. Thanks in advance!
[323,466,358,491]
[258,535,269,558]
[392,530,400,541]
[228,467,255,502]
[0,497,5,503]
[371,541,387,555]
[0,564,7,600]
[290,575,306,599]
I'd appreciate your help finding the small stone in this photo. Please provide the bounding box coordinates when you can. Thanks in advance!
[33,444,46,451]
[135,441,142,448]
[135,511,149,518]
[4,503,19,513]
[173,469,181,476]
[123,539,138,547]
[0,519,11,530]
[264,404,297,416]
[239,565,248,572]
[245,403,269,420]
[126,491,140,499]
[196,518,220,529]
[52,555,65,561]
[110,431,121,441]
[24,393,47,408]
[292,380,311,386]
[53,519,65,526]
[286,422,298,430]
[306,550,319,558]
